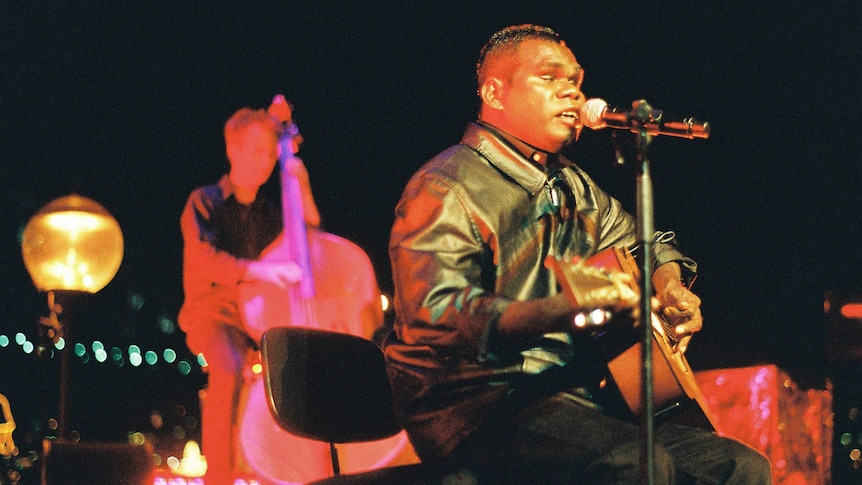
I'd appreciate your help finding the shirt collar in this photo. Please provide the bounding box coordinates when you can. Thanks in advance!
[217,174,263,206]
[477,121,553,168]
[217,174,235,199]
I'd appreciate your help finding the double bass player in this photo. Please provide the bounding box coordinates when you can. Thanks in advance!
[178,100,321,483]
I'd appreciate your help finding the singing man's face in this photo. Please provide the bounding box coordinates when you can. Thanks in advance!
[227,123,280,190]
[486,39,586,153]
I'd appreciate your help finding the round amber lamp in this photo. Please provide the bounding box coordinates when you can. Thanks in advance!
[21,194,123,293]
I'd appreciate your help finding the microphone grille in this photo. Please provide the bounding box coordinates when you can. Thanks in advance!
[580,98,608,128]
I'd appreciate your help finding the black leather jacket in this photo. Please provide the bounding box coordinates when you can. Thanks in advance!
[384,122,696,460]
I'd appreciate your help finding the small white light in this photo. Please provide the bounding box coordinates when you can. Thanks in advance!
[589,309,608,326]
[573,313,587,328]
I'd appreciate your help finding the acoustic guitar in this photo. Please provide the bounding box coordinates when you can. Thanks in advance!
[545,246,718,431]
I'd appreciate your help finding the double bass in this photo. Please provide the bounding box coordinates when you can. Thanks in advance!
[236,95,416,484]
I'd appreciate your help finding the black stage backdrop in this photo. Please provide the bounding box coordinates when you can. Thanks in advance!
[1,2,860,445]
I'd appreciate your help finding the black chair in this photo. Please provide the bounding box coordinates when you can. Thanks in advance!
[260,326,479,485]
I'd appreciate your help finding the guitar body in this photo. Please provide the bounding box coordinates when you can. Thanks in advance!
[602,314,716,430]
[239,228,381,343]
[235,225,420,484]
[547,247,718,431]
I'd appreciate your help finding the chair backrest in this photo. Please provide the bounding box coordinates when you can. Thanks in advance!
[261,326,403,444]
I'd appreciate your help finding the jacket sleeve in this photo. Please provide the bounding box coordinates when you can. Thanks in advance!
[653,231,698,286]
[568,165,698,285]
[389,172,512,361]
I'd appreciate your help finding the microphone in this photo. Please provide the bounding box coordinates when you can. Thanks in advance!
[580,98,710,139]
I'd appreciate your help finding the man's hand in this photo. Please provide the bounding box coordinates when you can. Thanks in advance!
[581,270,638,312]
[244,260,303,288]
[654,281,702,353]
[652,262,702,353]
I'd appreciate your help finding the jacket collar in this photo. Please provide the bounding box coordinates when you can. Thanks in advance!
[461,122,548,197]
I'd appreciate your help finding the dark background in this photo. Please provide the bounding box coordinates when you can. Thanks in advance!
[1,1,860,452]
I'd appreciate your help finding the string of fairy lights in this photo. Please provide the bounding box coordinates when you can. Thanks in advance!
[0,321,209,483]
[0,331,206,375]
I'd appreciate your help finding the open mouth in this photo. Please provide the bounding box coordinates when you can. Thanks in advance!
[558,110,581,126]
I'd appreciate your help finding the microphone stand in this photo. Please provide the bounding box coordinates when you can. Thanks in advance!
[602,98,708,483]
[632,99,657,485]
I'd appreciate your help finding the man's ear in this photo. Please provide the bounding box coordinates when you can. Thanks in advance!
[480,77,505,110]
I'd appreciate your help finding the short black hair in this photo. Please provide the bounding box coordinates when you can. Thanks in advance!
[476,24,562,89]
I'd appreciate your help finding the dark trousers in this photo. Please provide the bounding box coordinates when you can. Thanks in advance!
[446,393,772,485]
